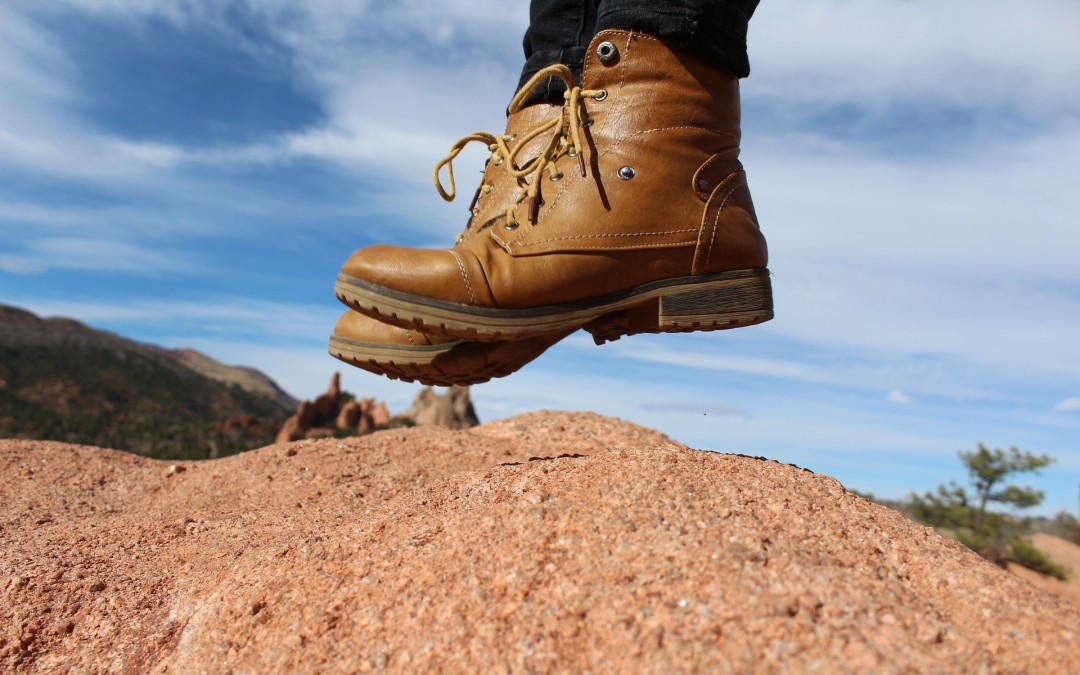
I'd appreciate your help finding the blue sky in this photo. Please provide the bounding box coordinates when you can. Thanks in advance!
[2,1,1079,515]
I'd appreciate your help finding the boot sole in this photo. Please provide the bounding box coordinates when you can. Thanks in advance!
[335,268,773,342]
[328,331,570,387]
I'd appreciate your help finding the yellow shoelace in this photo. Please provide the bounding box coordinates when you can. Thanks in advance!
[433,64,605,229]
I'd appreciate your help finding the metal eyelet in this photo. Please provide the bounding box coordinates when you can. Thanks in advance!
[507,133,517,142]
[483,184,493,193]
[582,117,594,127]
[617,166,636,180]
[549,171,564,181]
[594,89,608,101]
[493,157,504,165]
[567,148,577,157]
[696,178,709,192]
[504,220,520,231]
[596,41,618,65]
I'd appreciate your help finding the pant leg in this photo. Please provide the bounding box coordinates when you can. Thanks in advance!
[518,0,600,104]
[518,0,759,104]
[594,0,760,78]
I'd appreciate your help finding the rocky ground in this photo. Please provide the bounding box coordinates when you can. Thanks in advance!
[2,411,1078,673]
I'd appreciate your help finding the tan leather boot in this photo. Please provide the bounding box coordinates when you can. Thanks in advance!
[329,310,570,386]
[337,29,771,342]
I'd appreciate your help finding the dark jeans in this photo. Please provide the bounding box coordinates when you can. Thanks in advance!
[520,0,760,102]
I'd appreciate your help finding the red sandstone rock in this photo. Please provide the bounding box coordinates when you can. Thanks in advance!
[274,400,314,444]
[277,375,397,441]
[1,411,1077,672]
[335,399,363,430]
[402,385,479,429]
[309,372,340,423]
[369,401,391,428]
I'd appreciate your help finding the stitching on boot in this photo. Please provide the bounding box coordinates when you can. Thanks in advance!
[692,152,731,201]
[699,172,748,273]
[448,249,477,306]
[581,29,655,85]
[517,228,699,247]
[403,329,417,346]
[521,240,695,251]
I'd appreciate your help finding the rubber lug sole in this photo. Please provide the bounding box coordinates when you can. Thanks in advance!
[328,331,570,387]
[334,268,773,343]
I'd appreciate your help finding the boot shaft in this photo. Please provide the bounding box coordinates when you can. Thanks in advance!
[582,31,742,151]
[484,29,765,282]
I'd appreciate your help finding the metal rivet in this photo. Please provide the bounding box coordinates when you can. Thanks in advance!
[617,166,636,180]
[594,89,608,101]
[596,41,618,64]
[504,220,520,230]
[697,178,709,191]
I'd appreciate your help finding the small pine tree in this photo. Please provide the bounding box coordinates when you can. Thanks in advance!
[910,444,1066,579]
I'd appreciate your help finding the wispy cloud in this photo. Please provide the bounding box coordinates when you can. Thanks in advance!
[1053,398,1080,413]
[888,390,913,405]
[1,238,201,276]
[750,0,1080,113]
[9,297,335,343]
[607,336,1004,402]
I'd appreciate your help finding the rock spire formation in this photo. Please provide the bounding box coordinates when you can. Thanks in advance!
[274,375,476,443]
[402,385,480,429]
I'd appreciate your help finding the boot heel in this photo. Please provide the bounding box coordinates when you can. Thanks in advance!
[586,270,773,344]
[659,273,773,329]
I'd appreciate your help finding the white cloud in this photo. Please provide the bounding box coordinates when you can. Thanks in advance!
[888,390,913,405]
[0,238,202,276]
[11,297,337,344]
[1053,398,1080,413]
[750,0,1080,113]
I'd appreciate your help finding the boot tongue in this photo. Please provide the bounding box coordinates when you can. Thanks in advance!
[457,102,562,240]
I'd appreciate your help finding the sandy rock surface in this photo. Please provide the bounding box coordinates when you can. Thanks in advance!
[2,411,1078,673]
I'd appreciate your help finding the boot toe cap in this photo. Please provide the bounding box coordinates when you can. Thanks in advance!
[340,245,488,306]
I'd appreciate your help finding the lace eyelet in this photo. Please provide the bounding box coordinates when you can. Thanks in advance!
[549,171,564,181]
[567,148,577,157]
[596,42,618,65]
[504,220,520,231]
[507,133,517,142]
[594,89,608,101]
[493,157,504,165]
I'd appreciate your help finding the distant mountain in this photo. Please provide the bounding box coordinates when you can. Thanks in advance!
[0,304,295,460]
[171,348,298,409]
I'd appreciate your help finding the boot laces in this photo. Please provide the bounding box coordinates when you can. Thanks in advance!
[433,64,604,232]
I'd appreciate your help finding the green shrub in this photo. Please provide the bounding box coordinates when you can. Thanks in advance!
[1007,537,1070,580]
